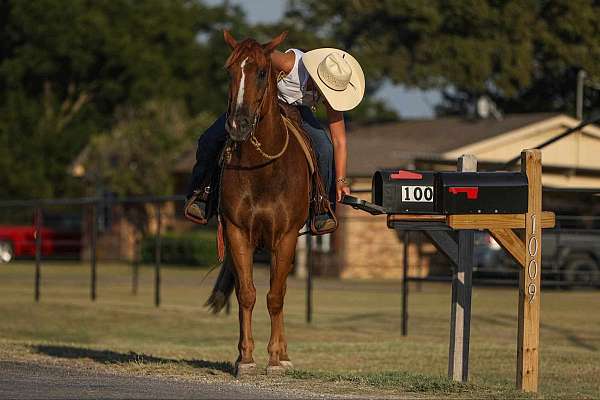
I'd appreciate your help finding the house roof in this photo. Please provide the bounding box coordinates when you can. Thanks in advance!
[345,113,558,177]
[173,113,558,176]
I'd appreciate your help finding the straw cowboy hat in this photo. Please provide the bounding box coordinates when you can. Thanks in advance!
[302,48,365,112]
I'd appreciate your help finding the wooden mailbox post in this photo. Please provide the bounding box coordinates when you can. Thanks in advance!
[385,149,553,392]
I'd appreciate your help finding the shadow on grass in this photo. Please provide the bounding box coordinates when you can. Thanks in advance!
[478,313,598,352]
[33,344,235,375]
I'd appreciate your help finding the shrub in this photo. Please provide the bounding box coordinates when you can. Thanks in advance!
[141,230,218,266]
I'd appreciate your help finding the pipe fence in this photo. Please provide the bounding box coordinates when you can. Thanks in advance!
[1,195,598,328]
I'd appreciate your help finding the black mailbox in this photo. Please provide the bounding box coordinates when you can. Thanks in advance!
[372,170,438,214]
[438,172,528,214]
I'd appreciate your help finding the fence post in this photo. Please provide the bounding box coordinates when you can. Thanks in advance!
[416,233,423,292]
[306,234,313,323]
[131,236,139,295]
[517,150,542,392]
[34,206,42,302]
[154,202,161,307]
[448,154,476,382]
[401,230,409,336]
[90,201,98,301]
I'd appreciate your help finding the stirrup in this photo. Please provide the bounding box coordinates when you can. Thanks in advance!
[184,188,209,225]
[309,196,338,235]
[312,214,337,235]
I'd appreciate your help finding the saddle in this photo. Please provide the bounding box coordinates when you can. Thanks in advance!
[184,104,337,235]
[277,103,338,235]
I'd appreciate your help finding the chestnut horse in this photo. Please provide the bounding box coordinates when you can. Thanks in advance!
[205,31,310,376]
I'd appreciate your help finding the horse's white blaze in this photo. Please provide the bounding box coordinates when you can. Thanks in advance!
[235,57,248,110]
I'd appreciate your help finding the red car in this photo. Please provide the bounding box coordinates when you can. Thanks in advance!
[0,225,81,263]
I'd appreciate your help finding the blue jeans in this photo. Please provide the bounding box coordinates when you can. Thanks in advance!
[187,107,335,204]
[187,113,228,197]
[297,106,336,208]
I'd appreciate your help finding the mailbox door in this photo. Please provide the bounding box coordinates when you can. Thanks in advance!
[439,172,528,214]
[372,170,438,214]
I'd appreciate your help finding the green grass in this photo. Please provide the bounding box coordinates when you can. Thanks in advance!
[0,261,598,398]
[288,369,476,393]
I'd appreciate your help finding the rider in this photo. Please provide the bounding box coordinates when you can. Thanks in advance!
[185,45,365,233]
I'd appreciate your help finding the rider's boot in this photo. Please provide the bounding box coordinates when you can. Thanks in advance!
[310,191,338,235]
[314,212,336,233]
[184,188,209,225]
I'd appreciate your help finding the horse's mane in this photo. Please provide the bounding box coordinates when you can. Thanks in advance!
[224,39,269,69]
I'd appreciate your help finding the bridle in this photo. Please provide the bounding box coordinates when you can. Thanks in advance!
[225,57,289,163]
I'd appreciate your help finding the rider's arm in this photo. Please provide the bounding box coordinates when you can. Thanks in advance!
[271,51,294,75]
[326,103,351,202]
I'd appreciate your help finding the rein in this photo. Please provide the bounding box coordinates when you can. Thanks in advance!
[226,60,289,163]
[250,121,289,160]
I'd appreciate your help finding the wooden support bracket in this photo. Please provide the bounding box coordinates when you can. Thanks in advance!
[424,230,459,267]
[448,212,555,230]
[388,212,555,230]
[489,228,526,267]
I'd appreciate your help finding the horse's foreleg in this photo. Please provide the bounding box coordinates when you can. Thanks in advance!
[225,224,257,376]
[266,230,298,374]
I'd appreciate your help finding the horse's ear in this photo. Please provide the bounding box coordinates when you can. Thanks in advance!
[223,30,238,49]
[262,31,288,53]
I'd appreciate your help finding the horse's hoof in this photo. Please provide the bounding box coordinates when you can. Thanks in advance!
[280,360,294,370]
[235,362,257,378]
[266,364,286,376]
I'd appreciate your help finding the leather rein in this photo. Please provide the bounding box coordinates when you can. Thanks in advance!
[225,60,289,163]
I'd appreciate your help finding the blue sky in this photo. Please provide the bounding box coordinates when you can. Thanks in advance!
[206,0,439,118]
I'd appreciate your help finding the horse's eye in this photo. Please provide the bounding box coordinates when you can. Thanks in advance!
[258,70,267,80]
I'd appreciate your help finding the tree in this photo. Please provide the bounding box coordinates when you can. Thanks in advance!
[0,0,249,200]
[84,101,213,198]
[82,100,214,248]
[282,0,600,117]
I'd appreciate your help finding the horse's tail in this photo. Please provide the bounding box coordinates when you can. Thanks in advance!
[204,256,235,314]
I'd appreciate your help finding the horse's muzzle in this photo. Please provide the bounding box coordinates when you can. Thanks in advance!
[226,115,254,142]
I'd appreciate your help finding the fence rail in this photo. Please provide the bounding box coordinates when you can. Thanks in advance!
[0,195,190,306]
[0,195,598,321]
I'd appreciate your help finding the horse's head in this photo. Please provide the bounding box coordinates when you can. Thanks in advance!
[223,30,287,141]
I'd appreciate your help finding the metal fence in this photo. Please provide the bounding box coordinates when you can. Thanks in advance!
[397,218,600,285]
[1,195,598,312]
[397,216,600,336]
[0,195,186,306]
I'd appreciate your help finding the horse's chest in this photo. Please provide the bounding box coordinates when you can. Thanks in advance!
[221,169,308,227]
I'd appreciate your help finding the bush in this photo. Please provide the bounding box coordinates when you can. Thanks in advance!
[141,230,218,266]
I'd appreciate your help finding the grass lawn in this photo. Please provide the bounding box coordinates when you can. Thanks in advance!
[0,261,598,398]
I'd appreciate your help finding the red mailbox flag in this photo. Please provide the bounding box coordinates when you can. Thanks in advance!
[448,187,479,200]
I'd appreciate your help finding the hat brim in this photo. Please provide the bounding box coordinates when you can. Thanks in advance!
[302,48,365,112]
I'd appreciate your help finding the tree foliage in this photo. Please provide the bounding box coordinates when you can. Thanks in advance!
[2,0,599,202]
[282,0,600,116]
[81,100,214,235]
[0,0,244,199]
[84,101,212,198]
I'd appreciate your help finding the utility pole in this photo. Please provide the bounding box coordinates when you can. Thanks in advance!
[576,70,586,120]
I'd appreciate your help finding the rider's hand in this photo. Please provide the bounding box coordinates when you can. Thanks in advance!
[336,179,351,202]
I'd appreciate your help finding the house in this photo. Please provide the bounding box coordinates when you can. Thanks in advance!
[333,113,600,279]
[78,112,600,272]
